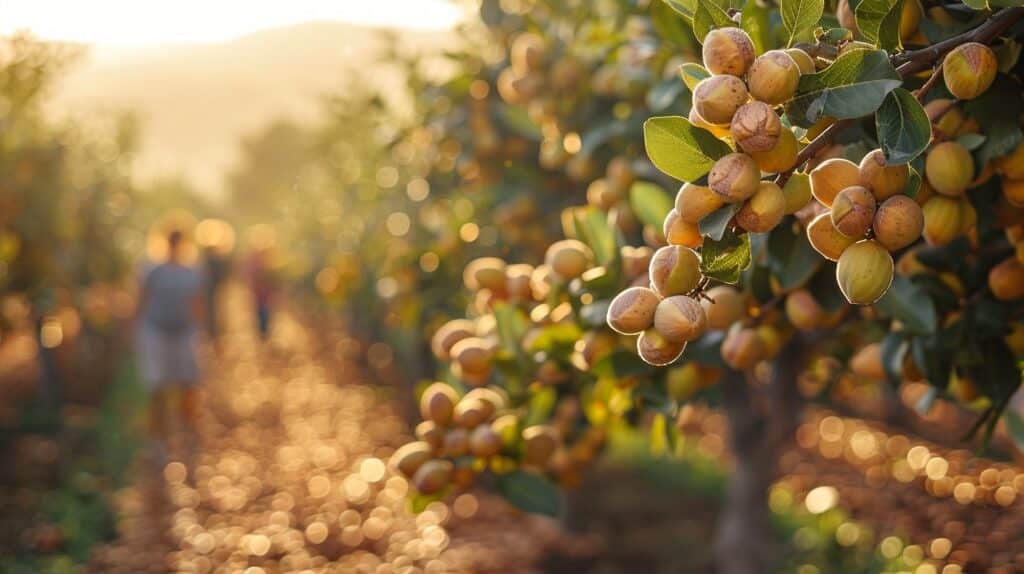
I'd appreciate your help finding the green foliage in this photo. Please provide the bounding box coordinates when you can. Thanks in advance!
[644,116,734,182]
[630,182,676,230]
[876,88,931,164]
[855,0,904,51]
[786,49,902,127]
[496,471,563,516]
[699,229,752,284]
[781,0,824,46]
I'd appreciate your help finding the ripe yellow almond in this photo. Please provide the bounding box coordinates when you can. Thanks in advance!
[810,158,860,206]
[859,149,909,201]
[700,285,746,330]
[607,286,661,335]
[988,257,1024,301]
[736,181,787,233]
[786,48,815,74]
[785,289,824,331]
[545,239,594,281]
[390,441,433,478]
[675,182,724,224]
[412,460,453,495]
[807,211,857,261]
[663,209,705,248]
[637,327,687,366]
[836,240,895,304]
[1003,178,1024,208]
[431,319,477,361]
[942,42,997,101]
[692,75,749,125]
[780,171,812,214]
[830,185,876,238]
[702,28,756,77]
[708,153,761,203]
[420,382,459,426]
[925,142,974,196]
[730,101,782,153]
[649,245,703,296]
[850,343,886,380]
[653,295,707,343]
[750,128,799,174]
[921,195,964,246]
[747,50,800,105]
[720,324,764,370]
[873,195,924,251]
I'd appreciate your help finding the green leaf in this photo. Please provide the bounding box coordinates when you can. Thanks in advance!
[678,62,711,92]
[855,0,904,51]
[591,350,656,379]
[699,229,751,284]
[740,0,772,55]
[524,387,557,427]
[955,133,986,152]
[663,0,697,19]
[524,323,583,354]
[647,75,687,112]
[693,1,736,43]
[785,49,902,127]
[767,222,822,290]
[876,88,931,165]
[977,123,1022,167]
[643,116,734,182]
[650,413,669,456]
[879,331,908,385]
[781,0,824,47]
[902,164,921,198]
[496,471,562,517]
[575,206,619,266]
[495,103,543,141]
[630,181,676,230]
[699,203,741,241]
[875,275,937,335]
[653,0,699,49]
[962,0,989,9]
[493,303,530,355]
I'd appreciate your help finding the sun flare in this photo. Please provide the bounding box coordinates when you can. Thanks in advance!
[0,0,463,45]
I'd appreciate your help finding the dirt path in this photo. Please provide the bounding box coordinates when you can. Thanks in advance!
[87,289,596,574]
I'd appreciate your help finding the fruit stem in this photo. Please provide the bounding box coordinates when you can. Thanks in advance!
[893,6,1024,75]
[914,63,945,103]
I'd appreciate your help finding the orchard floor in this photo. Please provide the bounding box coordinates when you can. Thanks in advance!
[86,289,604,574]
[81,286,1024,573]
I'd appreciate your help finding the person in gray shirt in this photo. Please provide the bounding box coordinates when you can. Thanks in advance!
[136,228,204,464]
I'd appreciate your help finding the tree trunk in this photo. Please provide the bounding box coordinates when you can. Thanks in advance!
[35,315,62,411]
[713,336,805,574]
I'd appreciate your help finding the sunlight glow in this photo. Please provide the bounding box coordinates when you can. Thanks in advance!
[0,0,464,45]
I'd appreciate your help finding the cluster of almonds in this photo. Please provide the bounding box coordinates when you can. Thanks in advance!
[675,28,816,242]
[802,148,921,304]
[391,383,561,495]
[395,382,606,496]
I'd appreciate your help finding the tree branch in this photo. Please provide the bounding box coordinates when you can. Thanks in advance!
[774,7,1024,187]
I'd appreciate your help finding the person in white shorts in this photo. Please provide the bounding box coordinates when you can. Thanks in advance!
[136,229,204,463]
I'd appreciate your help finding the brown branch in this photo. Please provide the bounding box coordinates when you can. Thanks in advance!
[893,6,1024,74]
[774,7,1024,187]
[914,64,945,103]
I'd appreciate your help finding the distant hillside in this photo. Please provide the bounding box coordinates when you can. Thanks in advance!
[47,21,455,195]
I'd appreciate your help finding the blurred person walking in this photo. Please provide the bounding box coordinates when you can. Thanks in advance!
[136,229,205,465]
[245,245,276,341]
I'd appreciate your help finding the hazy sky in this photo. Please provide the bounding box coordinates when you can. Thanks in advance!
[0,0,464,45]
